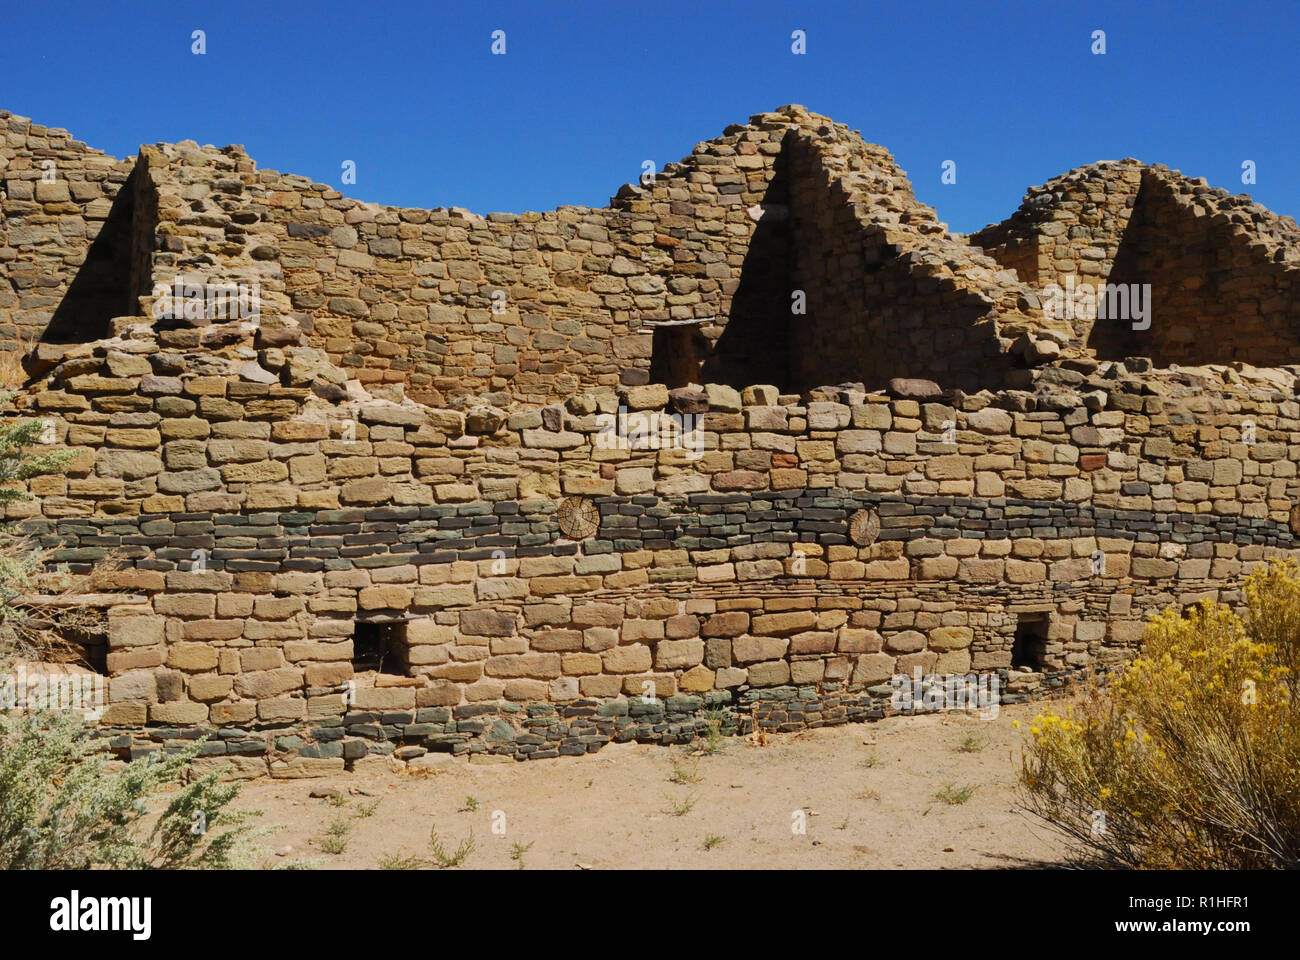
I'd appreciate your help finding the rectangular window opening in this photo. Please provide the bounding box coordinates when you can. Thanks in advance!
[1011,613,1050,671]
[352,620,409,676]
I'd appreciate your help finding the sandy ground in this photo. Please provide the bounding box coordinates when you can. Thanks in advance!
[230,699,1071,870]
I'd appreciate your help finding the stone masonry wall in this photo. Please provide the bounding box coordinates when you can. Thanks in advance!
[972,162,1300,365]
[120,109,810,407]
[785,128,1039,392]
[12,105,1064,408]
[6,104,1300,775]
[0,112,141,349]
[9,315,1300,772]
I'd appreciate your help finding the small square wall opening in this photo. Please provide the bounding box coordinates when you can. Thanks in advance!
[352,620,408,676]
[1012,614,1050,670]
[647,318,709,389]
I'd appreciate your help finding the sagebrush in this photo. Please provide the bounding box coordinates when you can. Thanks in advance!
[1019,559,1300,869]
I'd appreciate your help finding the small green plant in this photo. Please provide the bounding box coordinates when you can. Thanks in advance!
[377,852,423,870]
[935,782,975,805]
[509,840,534,869]
[328,794,349,807]
[699,709,728,755]
[835,815,850,830]
[702,834,725,851]
[662,792,697,817]
[957,734,985,753]
[429,826,476,868]
[459,796,479,813]
[857,787,880,801]
[669,758,702,784]
[860,751,880,768]
[356,799,379,818]
[320,815,352,854]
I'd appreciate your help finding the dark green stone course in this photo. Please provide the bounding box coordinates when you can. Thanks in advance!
[26,489,1297,573]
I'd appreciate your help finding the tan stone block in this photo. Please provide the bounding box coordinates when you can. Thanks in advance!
[167,642,219,671]
[579,675,624,697]
[1005,559,1047,583]
[209,701,258,724]
[572,602,623,628]
[189,674,234,701]
[308,694,346,718]
[603,644,652,673]
[928,626,973,651]
[751,610,815,635]
[679,665,715,691]
[884,630,925,653]
[562,652,603,675]
[747,660,790,686]
[108,613,166,648]
[583,627,619,652]
[97,701,148,725]
[789,630,836,654]
[149,701,209,724]
[153,594,217,618]
[182,619,245,641]
[934,650,972,675]
[484,653,561,679]
[654,638,704,669]
[352,686,415,710]
[428,662,480,682]
[503,679,549,701]
[733,635,789,663]
[359,585,412,609]
[837,628,882,653]
[239,647,286,671]
[233,667,304,699]
[106,646,165,672]
[790,660,825,684]
[621,674,675,697]
[269,757,346,779]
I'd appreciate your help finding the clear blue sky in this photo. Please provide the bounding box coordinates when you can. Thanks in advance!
[7,0,1298,233]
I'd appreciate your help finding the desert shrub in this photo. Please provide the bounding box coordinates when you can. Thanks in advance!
[0,710,262,869]
[0,408,260,869]
[1019,559,1300,869]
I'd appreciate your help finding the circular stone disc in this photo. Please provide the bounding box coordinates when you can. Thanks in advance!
[849,508,880,547]
[557,496,600,540]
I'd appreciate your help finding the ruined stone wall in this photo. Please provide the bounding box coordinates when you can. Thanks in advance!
[786,128,1039,392]
[11,320,1300,769]
[0,112,140,350]
[1094,170,1300,365]
[123,108,817,410]
[970,161,1141,307]
[972,163,1300,366]
[12,104,1067,413]
[7,104,1300,774]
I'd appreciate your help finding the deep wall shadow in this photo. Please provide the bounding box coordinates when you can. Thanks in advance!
[699,146,793,389]
[40,164,142,344]
[1087,177,1164,362]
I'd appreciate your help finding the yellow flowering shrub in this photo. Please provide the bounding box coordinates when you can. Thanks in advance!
[1019,559,1300,869]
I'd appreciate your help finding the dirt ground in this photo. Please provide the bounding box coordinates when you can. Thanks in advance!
[230,699,1072,870]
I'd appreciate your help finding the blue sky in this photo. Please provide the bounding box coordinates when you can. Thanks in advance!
[7,0,1298,233]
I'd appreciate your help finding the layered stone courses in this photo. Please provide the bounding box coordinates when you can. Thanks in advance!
[4,104,1300,775]
[30,493,1300,574]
